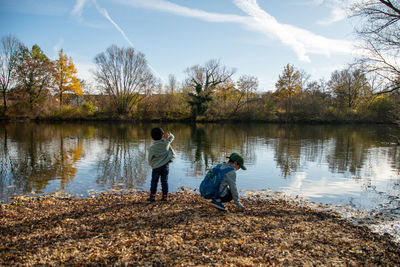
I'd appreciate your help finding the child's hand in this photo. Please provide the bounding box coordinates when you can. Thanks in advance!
[237,206,245,211]
[163,132,170,139]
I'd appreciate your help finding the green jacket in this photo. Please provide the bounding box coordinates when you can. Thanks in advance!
[148,133,176,169]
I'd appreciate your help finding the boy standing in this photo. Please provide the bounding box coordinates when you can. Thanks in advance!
[210,153,246,211]
[147,127,176,202]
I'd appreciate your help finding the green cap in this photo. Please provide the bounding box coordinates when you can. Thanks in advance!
[227,153,246,170]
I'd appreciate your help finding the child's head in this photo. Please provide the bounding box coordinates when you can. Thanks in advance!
[227,153,246,170]
[151,127,164,140]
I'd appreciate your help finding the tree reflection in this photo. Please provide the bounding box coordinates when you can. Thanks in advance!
[265,124,400,179]
[0,124,11,200]
[53,134,83,189]
[272,125,302,178]
[324,126,379,176]
[95,123,149,188]
[390,145,399,173]
[0,122,87,201]
[186,124,216,175]
[178,123,257,176]
[0,121,399,203]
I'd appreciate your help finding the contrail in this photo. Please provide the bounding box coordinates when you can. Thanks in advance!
[72,0,87,17]
[120,0,356,61]
[93,1,134,47]
[92,0,165,82]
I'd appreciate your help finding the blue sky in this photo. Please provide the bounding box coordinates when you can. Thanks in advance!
[1,0,360,91]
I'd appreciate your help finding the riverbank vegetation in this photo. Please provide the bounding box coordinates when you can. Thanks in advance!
[1,44,399,124]
[1,1,399,124]
[1,191,399,265]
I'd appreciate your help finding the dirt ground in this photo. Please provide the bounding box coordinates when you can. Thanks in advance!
[1,191,399,266]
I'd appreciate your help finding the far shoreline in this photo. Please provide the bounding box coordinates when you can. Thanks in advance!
[1,115,399,126]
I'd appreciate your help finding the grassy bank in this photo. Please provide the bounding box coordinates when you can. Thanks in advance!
[1,191,399,266]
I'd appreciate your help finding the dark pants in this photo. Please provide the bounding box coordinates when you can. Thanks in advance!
[219,189,233,203]
[150,163,169,196]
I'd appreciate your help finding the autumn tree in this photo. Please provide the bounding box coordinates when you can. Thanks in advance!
[94,45,155,115]
[304,79,329,100]
[329,68,372,109]
[351,0,400,93]
[163,74,177,117]
[232,75,259,116]
[0,35,23,113]
[274,64,302,114]
[53,49,82,108]
[16,44,53,112]
[208,79,236,119]
[163,74,187,119]
[185,59,235,120]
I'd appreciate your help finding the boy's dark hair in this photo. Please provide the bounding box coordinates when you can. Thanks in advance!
[151,127,164,140]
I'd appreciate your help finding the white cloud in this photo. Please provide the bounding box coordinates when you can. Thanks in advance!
[71,0,87,17]
[117,0,247,23]
[232,0,355,61]
[318,6,348,25]
[117,0,356,62]
[308,0,355,25]
[75,61,94,81]
[234,0,311,61]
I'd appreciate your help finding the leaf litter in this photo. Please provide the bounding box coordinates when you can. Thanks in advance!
[1,190,399,266]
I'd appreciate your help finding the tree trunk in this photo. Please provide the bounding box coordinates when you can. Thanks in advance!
[2,89,7,113]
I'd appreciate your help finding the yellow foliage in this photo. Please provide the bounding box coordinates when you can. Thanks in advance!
[54,49,83,104]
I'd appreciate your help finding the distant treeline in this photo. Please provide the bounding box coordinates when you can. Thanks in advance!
[1,36,399,124]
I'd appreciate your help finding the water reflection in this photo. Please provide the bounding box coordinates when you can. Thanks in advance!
[0,123,89,197]
[94,123,149,187]
[0,122,399,216]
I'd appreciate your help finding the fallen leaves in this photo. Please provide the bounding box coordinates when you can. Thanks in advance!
[0,191,399,266]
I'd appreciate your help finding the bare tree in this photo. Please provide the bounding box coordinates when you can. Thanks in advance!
[166,74,178,94]
[185,59,235,120]
[94,45,155,115]
[232,75,258,115]
[351,0,400,93]
[299,69,311,90]
[0,35,23,113]
[328,67,372,109]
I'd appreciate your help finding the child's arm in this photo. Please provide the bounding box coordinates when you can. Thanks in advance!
[224,171,243,208]
[148,147,153,166]
[164,132,174,143]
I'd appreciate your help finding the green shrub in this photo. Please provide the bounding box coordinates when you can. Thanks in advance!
[51,106,81,120]
[81,101,96,115]
[369,95,395,122]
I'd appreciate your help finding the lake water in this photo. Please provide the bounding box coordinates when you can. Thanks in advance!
[1,121,399,217]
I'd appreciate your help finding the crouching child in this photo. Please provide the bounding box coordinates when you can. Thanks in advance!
[200,153,246,211]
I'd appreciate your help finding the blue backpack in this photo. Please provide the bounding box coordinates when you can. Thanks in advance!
[200,164,234,199]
